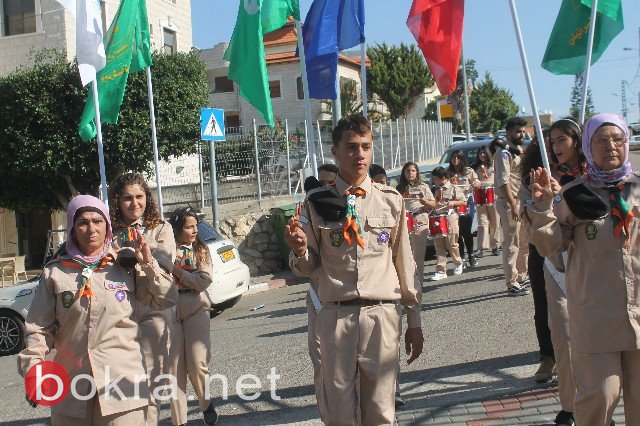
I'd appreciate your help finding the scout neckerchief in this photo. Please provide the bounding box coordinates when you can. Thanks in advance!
[342,187,366,249]
[174,244,195,288]
[60,254,114,301]
[479,164,489,180]
[608,183,634,247]
[120,223,141,245]
[555,163,585,179]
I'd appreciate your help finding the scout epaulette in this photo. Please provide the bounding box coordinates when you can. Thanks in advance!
[308,189,348,222]
[562,183,609,220]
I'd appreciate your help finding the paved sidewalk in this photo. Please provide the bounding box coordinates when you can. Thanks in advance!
[396,385,626,425]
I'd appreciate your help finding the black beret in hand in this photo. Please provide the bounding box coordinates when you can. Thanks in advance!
[563,183,609,220]
[308,190,347,222]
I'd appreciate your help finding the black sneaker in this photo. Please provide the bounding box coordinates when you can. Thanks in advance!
[469,255,478,267]
[474,250,484,258]
[203,401,218,425]
[492,247,500,256]
[507,284,529,296]
[395,392,405,409]
[519,276,530,288]
[554,410,574,425]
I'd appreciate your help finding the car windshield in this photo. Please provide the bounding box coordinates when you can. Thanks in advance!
[197,221,222,242]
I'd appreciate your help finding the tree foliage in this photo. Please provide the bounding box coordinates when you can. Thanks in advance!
[569,73,595,120]
[0,49,209,212]
[469,72,519,133]
[366,43,434,120]
[319,79,387,123]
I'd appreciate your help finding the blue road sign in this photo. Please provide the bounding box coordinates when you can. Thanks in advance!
[201,108,226,141]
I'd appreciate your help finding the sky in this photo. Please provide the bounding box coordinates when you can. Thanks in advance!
[190,0,640,124]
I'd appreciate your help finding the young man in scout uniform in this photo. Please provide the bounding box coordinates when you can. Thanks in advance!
[494,118,530,296]
[429,167,465,280]
[286,114,424,425]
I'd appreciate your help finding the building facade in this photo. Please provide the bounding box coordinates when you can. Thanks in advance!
[0,0,192,267]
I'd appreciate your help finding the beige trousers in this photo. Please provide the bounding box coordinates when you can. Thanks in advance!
[434,217,462,273]
[136,305,173,426]
[317,303,401,426]
[169,291,212,425]
[572,349,640,426]
[409,224,430,286]
[495,197,528,286]
[306,294,328,422]
[476,204,500,250]
[544,268,575,413]
[51,396,145,426]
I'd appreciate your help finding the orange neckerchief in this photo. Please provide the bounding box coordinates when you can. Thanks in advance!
[342,187,366,249]
[174,245,195,288]
[60,254,114,300]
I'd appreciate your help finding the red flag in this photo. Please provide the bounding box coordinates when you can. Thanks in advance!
[407,0,464,95]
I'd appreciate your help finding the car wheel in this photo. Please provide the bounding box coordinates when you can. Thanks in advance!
[0,310,25,356]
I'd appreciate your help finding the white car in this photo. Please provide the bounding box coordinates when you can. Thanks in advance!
[0,221,250,356]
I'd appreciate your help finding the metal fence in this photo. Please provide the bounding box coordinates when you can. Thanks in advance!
[160,118,452,210]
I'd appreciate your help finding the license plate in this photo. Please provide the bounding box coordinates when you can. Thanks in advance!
[220,249,235,263]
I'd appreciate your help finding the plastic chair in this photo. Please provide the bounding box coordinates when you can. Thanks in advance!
[13,255,28,282]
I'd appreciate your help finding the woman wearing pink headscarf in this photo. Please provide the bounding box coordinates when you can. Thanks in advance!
[527,114,639,426]
[17,195,177,425]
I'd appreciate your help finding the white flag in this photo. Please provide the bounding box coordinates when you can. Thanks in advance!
[57,0,106,86]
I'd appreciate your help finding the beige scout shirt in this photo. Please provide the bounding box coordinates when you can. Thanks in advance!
[494,145,524,199]
[113,219,176,320]
[451,167,480,197]
[17,250,177,418]
[174,246,214,317]
[402,182,434,226]
[289,175,423,328]
[473,164,495,186]
[527,173,640,353]
[432,181,465,216]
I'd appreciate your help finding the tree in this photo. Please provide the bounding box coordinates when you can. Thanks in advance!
[319,79,387,123]
[469,72,519,133]
[366,43,434,120]
[0,49,209,212]
[570,73,595,120]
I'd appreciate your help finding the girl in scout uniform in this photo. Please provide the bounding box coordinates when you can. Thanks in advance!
[109,172,176,426]
[528,113,640,426]
[18,195,177,425]
[167,207,217,426]
[447,150,481,267]
[396,162,435,287]
[471,146,501,257]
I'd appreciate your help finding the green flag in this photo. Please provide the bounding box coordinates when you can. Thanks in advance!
[79,0,152,141]
[542,0,623,75]
[224,0,299,128]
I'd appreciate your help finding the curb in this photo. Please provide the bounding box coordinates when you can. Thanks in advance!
[247,270,308,296]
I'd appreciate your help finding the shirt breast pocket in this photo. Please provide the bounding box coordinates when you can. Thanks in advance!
[104,280,135,316]
[318,223,347,250]
[54,280,81,312]
[366,216,396,252]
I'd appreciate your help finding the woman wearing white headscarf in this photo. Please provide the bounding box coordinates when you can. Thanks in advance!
[527,113,639,426]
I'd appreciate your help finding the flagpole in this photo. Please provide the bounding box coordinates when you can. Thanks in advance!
[295,20,318,175]
[145,67,163,217]
[508,0,550,171]
[579,0,598,123]
[461,45,472,142]
[91,80,109,211]
[360,41,368,118]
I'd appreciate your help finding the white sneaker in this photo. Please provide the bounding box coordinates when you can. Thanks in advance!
[453,264,464,275]
[430,272,447,281]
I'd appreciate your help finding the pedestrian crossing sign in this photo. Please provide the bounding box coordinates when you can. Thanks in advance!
[201,108,226,141]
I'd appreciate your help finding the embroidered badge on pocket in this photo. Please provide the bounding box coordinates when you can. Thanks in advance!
[61,291,75,308]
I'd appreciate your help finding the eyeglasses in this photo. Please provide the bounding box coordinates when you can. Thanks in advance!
[593,136,626,147]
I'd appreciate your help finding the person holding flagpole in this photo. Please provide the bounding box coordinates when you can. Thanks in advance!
[109,172,176,426]
[528,113,640,426]
[286,115,423,424]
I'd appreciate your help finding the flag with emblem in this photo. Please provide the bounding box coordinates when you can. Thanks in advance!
[224,0,300,127]
[542,0,624,75]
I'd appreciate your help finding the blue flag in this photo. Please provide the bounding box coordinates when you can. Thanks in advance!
[302,0,365,100]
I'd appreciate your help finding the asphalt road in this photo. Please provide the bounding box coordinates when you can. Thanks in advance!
[0,151,637,425]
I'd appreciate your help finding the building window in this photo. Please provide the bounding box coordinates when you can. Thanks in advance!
[296,77,304,100]
[2,0,36,36]
[163,28,176,54]
[225,114,241,131]
[214,76,234,93]
[269,80,281,98]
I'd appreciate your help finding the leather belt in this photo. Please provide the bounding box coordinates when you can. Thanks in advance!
[178,288,195,294]
[335,298,395,307]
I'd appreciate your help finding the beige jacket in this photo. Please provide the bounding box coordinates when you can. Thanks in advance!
[174,247,214,318]
[451,166,480,196]
[401,182,434,226]
[526,173,640,353]
[289,175,422,328]
[473,164,495,186]
[17,249,177,418]
[494,145,524,199]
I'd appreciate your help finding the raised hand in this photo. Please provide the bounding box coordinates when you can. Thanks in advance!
[285,204,308,257]
[531,167,554,203]
[134,228,153,264]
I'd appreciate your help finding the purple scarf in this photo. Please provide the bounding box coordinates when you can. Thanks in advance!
[66,195,113,264]
[582,113,633,183]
